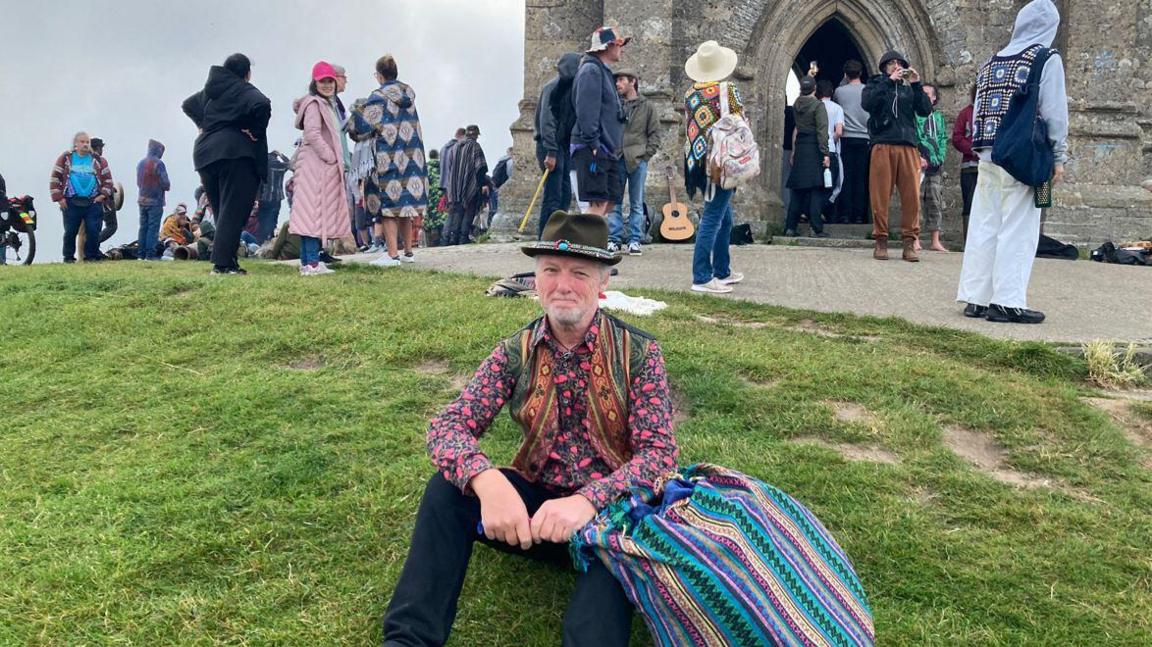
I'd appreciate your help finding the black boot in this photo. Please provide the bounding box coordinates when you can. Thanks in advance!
[986,304,1045,324]
[963,303,988,318]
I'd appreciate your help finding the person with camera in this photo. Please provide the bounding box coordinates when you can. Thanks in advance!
[862,50,933,262]
[50,131,115,263]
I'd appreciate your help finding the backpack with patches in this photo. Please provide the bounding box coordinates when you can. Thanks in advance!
[707,82,761,190]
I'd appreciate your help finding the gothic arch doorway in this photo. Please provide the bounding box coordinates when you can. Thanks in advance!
[740,0,941,220]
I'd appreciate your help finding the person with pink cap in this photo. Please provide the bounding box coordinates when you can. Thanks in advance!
[289,61,352,276]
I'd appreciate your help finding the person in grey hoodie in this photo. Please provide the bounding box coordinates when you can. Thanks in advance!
[957,0,1068,325]
[534,52,582,235]
[571,27,629,217]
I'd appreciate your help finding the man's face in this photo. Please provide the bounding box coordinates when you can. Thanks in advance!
[604,42,623,64]
[923,85,938,105]
[536,255,608,328]
[615,75,629,95]
[74,134,91,155]
[335,73,347,92]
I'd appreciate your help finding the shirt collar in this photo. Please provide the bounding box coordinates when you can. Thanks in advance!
[532,310,602,354]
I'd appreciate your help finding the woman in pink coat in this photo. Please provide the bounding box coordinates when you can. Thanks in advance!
[289,61,351,276]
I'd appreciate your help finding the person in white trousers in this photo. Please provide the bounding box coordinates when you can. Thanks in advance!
[956,0,1068,324]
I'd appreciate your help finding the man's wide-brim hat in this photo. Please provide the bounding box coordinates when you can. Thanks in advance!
[521,211,622,266]
[685,40,738,82]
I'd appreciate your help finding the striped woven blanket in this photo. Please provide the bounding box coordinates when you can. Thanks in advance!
[571,464,875,646]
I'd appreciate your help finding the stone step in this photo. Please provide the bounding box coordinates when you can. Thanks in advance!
[770,235,877,249]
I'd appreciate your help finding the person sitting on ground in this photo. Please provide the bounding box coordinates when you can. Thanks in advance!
[159,203,193,248]
[380,211,679,646]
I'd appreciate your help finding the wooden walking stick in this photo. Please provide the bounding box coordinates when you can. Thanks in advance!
[517,168,551,234]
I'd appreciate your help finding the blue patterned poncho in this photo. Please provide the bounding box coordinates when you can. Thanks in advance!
[348,80,428,219]
[571,464,875,647]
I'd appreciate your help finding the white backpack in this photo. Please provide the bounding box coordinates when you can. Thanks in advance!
[707,82,761,189]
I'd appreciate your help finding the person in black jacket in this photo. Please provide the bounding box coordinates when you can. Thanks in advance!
[182,53,272,275]
[534,52,582,236]
[862,50,932,262]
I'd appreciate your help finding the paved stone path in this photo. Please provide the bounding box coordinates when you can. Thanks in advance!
[338,243,1152,344]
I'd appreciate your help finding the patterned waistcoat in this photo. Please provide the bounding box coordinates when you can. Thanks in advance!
[503,313,653,483]
[973,44,1045,150]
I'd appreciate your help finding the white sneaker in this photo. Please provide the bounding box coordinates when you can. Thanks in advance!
[300,264,319,277]
[718,272,744,285]
[691,278,734,294]
[401,253,416,263]
[607,241,621,254]
[314,262,335,274]
[628,242,643,256]
[372,255,402,267]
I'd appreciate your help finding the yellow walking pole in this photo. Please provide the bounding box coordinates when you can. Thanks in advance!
[517,168,551,234]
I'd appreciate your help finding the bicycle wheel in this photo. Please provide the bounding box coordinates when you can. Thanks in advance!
[2,229,35,265]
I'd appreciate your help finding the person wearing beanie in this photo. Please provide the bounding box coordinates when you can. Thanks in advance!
[957,0,1069,324]
[784,75,832,237]
[862,49,933,261]
[381,211,678,646]
[288,61,352,276]
[182,53,272,275]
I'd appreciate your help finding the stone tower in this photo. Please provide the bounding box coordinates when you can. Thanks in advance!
[494,0,1151,247]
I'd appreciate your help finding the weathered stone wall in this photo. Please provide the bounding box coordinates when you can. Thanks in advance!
[496,0,1151,247]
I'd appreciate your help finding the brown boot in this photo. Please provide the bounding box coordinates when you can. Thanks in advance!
[902,239,920,262]
[873,237,888,261]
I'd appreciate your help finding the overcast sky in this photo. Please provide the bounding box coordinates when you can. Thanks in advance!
[1,0,524,262]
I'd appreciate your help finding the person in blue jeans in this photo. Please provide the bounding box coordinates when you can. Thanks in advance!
[49,132,115,262]
[682,42,747,294]
[608,68,660,255]
[136,139,171,260]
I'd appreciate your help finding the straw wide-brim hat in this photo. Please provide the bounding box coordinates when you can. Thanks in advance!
[685,41,738,82]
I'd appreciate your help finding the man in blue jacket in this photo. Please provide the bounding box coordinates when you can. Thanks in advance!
[135,139,170,260]
[571,27,630,218]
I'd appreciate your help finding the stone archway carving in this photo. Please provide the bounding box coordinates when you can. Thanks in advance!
[733,0,947,214]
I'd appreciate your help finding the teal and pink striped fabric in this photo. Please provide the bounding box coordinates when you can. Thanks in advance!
[571,464,875,646]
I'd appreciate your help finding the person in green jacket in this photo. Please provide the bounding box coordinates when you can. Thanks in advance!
[916,83,949,252]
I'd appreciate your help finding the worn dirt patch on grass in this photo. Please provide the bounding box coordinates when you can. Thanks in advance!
[670,385,691,428]
[449,373,471,392]
[286,355,326,371]
[792,437,900,465]
[695,314,773,329]
[943,425,1055,489]
[830,401,879,426]
[414,360,452,376]
[1084,396,1152,469]
[786,319,882,342]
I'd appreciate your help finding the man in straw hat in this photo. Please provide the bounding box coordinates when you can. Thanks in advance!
[381,211,679,646]
[683,40,748,294]
[571,27,631,218]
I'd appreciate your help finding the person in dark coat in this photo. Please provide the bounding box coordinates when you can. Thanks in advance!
[534,52,582,236]
[784,76,831,237]
[181,53,272,275]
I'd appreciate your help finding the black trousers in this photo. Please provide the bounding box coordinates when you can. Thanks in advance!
[98,206,118,243]
[443,200,481,246]
[960,167,979,240]
[838,137,871,224]
[382,471,634,647]
[536,141,573,237]
[786,188,829,234]
[199,157,260,269]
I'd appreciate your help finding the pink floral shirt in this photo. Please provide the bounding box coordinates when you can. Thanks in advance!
[427,313,679,510]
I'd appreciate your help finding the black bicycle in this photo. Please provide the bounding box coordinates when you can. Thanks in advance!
[1,195,37,265]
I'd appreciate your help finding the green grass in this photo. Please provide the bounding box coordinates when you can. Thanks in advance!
[1,261,1150,646]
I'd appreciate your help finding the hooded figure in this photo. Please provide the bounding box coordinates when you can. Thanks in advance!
[182,66,272,182]
[956,0,1069,325]
[136,139,170,207]
[346,78,428,220]
[532,52,583,235]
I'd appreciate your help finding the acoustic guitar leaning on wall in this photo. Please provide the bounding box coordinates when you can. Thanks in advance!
[660,165,694,242]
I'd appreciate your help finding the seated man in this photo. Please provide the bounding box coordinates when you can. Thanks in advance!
[382,211,679,647]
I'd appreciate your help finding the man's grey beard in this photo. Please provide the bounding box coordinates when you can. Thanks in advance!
[549,306,588,329]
